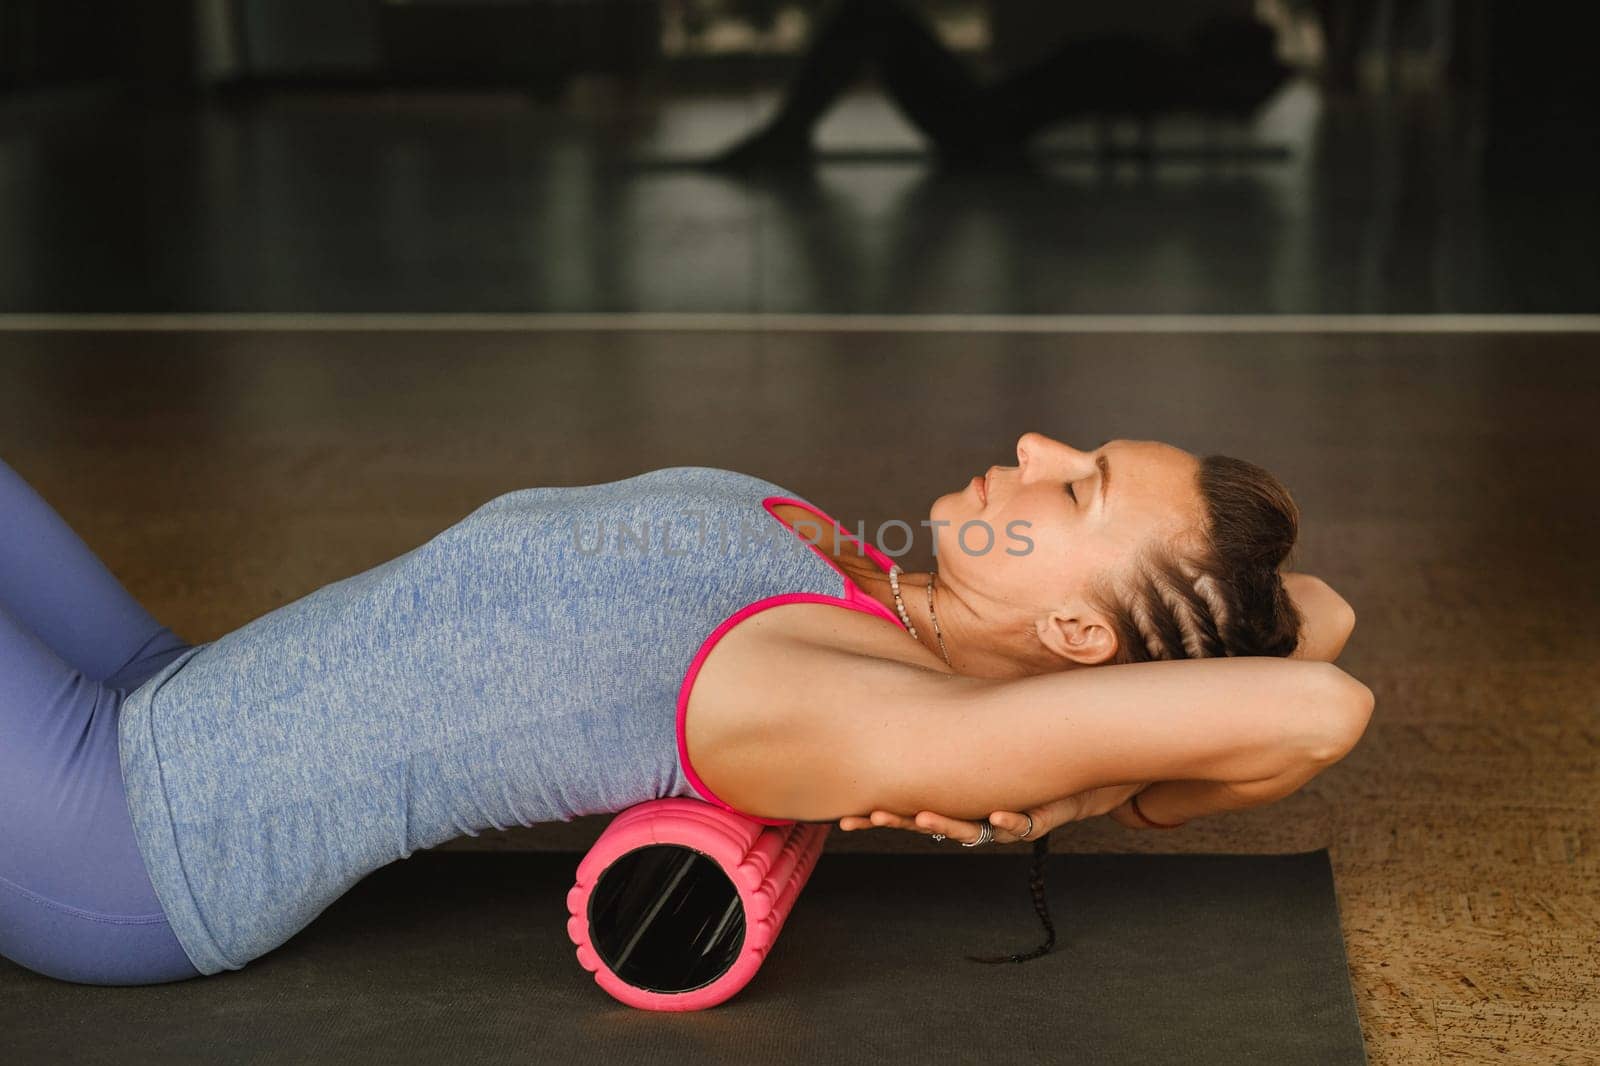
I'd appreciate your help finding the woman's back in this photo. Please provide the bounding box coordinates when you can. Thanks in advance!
[116,466,879,975]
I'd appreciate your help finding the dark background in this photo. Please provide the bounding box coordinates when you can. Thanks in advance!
[1,0,1596,313]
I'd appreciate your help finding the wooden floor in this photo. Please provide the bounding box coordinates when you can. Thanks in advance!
[1,329,1595,1064]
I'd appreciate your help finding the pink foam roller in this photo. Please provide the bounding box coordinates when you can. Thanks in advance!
[565,798,831,1011]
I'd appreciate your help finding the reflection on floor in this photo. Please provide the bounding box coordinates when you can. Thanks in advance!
[1,84,1594,312]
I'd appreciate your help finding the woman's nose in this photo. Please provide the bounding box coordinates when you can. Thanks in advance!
[1017,433,1096,486]
[1016,431,1082,468]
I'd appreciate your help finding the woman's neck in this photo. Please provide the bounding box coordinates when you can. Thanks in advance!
[845,558,1073,680]
[842,559,946,666]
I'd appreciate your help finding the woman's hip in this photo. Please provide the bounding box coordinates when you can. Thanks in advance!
[0,681,201,986]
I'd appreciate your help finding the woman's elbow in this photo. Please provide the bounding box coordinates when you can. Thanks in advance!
[1305,664,1375,765]
[1316,588,1357,662]
[1333,600,1357,654]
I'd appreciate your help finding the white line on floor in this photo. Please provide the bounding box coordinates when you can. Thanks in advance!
[1,313,1599,333]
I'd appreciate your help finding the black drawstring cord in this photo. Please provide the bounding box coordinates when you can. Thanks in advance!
[964,830,1057,964]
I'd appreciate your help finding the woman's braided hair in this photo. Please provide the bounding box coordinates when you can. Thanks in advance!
[966,454,1305,965]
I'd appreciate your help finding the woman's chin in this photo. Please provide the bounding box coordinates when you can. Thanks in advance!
[930,486,978,517]
[927,496,959,533]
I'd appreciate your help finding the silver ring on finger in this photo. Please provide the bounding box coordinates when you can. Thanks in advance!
[960,822,995,847]
[1018,813,1035,840]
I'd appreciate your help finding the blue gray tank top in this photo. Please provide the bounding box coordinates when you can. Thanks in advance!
[117,466,905,975]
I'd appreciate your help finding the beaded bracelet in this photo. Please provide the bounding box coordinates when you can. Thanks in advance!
[1130,791,1186,830]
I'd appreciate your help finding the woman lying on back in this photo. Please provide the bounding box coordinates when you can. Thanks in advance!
[0,433,1368,985]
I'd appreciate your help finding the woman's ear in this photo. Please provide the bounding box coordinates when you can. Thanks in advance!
[1039,610,1117,666]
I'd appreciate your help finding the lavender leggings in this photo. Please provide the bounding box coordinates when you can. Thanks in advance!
[0,456,202,985]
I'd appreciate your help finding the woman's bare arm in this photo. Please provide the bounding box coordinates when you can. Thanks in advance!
[836,577,1362,840]
[772,647,1374,823]
[1100,576,1358,827]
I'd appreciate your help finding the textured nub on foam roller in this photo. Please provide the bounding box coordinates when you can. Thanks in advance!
[566,799,831,1011]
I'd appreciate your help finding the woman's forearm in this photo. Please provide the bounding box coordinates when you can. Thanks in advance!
[1282,572,1356,663]
[1120,756,1330,827]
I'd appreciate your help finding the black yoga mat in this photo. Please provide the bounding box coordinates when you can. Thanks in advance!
[0,849,1366,1066]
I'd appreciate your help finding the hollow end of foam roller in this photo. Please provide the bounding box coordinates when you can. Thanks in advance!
[565,800,831,1010]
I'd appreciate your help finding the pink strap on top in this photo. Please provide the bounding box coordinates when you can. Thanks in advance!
[674,495,909,826]
[761,496,905,628]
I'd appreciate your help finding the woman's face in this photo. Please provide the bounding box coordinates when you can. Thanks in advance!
[929,432,1204,663]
